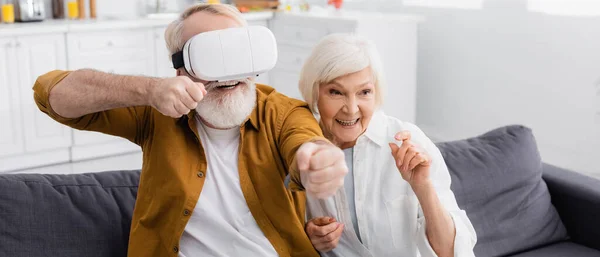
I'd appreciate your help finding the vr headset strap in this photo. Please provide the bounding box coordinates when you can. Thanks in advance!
[172,51,185,70]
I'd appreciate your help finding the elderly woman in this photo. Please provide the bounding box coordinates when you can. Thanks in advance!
[296,33,477,257]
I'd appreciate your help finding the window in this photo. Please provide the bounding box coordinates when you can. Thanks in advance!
[529,0,600,16]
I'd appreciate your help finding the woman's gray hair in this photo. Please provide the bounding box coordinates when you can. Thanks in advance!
[298,33,386,114]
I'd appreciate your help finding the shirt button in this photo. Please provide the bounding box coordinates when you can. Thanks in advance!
[183,209,191,216]
[173,246,179,253]
[197,171,205,178]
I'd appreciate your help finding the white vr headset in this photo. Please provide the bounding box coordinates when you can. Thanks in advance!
[172,26,278,82]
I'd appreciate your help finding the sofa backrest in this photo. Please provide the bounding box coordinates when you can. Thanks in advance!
[0,125,573,257]
[0,169,140,257]
[436,125,569,256]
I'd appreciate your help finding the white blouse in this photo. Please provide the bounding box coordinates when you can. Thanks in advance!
[305,110,477,257]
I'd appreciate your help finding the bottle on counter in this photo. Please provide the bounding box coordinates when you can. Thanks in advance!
[66,0,78,20]
[76,0,85,19]
[1,0,15,24]
[89,0,96,19]
[52,0,64,19]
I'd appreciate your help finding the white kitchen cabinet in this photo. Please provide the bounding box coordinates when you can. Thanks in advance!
[269,11,423,123]
[0,38,25,158]
[0,33,71,172]
[66,28,153,161]
[153,26,175,78]
[17,34,72,153]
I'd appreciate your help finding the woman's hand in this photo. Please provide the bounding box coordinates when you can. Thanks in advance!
[388,131,433,191]
[305,216,344,252]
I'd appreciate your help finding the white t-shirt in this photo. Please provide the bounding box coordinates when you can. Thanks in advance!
[179,118,278,257]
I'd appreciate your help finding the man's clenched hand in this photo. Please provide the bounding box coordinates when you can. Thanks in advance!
[148,76,207,118]
[296,141,348,199]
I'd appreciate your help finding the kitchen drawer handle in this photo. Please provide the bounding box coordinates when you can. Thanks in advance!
[295,57,302,64]
[15,41,21,48]
[4,42,13,48]
[107,41,114,47]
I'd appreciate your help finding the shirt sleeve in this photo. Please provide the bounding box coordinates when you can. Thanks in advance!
[277,103,327,191]
[408,125,477,257]
[32,70,153,146]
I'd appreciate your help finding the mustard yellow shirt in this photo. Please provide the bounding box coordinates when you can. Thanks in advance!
[33,70,322,257]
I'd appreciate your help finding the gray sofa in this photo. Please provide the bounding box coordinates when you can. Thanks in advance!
[1,125,599,257]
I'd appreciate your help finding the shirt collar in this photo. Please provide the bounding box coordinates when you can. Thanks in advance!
[245,88,261,130]
[245,104,260,130]
[361,110,388,147]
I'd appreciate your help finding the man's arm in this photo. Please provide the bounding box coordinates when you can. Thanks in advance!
[277,105,326,190]
[33,69,206,145]
[278,105,347,199]
[47,69,155,119]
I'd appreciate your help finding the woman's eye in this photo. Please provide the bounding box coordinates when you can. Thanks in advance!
[361,89,372,95]
[329,89,342,95]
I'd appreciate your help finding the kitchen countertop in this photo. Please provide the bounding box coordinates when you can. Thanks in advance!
[275,8,425,23]
[0,11,274,37]
[0,10,424,37]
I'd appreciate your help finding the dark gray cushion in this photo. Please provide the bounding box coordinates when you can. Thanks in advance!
[0,170,140,257]
[436,125,568,257]
[509,242,600,257]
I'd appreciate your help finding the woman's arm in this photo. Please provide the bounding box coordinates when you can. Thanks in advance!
[390,127,476,257]
[413,183,456,257]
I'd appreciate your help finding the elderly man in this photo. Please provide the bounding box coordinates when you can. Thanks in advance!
[32,4,347,257]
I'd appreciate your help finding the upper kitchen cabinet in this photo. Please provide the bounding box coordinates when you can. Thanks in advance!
[269,11,424,123]
[153,26,174,78]
[67,29,155,75]
[0,33,72,172]
[16,34,72,153]
[66,28,154,161]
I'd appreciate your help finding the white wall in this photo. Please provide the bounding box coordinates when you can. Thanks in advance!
[332,0,600,176]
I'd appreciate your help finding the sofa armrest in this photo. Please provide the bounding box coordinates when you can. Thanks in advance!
[542,163,600,251]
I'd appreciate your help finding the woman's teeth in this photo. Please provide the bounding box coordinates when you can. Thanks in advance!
[336,118,359,126]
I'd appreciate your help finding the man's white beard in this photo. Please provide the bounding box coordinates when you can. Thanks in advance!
[196,79,256,129]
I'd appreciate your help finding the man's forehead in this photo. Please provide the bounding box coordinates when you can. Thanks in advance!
[181,12,244,44]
